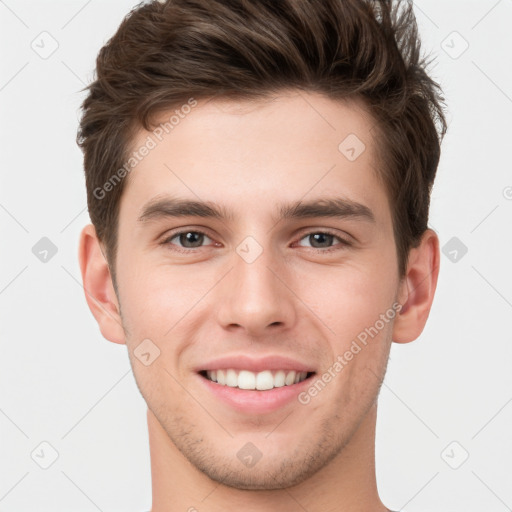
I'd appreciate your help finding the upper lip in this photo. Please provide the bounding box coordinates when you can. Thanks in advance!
[196,355,316,373]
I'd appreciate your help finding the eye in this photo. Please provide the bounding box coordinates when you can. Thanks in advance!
[162,230,215,251]
[160,229,352,254]
[295,231,351,251]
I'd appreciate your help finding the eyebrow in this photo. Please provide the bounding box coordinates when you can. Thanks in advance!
[138,195,375,224]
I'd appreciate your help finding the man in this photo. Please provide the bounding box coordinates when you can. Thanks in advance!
[77,0,446,510]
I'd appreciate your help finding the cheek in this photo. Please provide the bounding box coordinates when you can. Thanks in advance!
[117,259,206,336]
[294,259,397,339]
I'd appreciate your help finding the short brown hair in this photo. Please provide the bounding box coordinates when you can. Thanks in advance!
[77,0,447,285]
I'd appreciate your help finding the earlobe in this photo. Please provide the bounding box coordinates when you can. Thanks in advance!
[392,229,440,344]
[78,224,126,344]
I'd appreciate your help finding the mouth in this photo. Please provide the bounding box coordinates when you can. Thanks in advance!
[195,355,318,413]
[198,369,316,391]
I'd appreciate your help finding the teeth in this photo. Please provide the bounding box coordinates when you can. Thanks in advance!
[285,371,296,386]
[256,370,274,390]
[204,369,309,390]
[226,369,238,387]
[238,370,256,390]
[274,370,286,387]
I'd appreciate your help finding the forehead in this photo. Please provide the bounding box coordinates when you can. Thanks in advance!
[120,91,390,226]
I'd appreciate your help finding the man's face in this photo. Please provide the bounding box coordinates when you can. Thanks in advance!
[114,91,402,489]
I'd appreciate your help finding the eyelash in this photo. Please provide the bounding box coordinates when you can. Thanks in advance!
[160,229,352,254]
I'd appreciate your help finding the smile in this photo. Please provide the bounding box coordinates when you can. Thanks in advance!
[200,369,314,390]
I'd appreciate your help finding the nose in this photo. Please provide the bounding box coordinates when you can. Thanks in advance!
[215,244,297,337]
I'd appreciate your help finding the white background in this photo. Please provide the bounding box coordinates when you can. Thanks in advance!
[0,1,511,511]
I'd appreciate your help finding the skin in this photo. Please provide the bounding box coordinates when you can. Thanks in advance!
[79,90,439,512]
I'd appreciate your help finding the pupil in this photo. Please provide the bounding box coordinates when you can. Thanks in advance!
[181,232,203,248]
[311,233,332,248]
[177,232,333,249]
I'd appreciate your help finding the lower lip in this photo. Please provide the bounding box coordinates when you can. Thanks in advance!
[198,373,315,414]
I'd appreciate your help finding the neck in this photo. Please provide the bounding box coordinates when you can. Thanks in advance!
[148,402,388,512]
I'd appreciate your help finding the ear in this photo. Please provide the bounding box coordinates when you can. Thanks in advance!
[78,224,126,344]
[392,228,440,344]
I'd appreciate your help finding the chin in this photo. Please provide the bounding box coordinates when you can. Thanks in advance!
[196,458,320,490]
